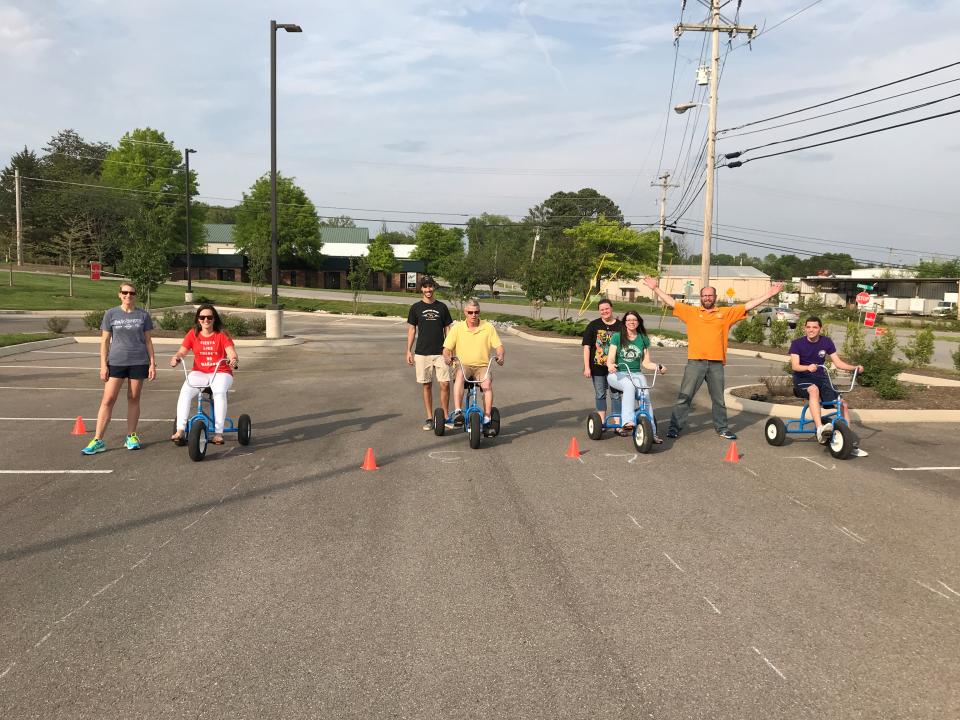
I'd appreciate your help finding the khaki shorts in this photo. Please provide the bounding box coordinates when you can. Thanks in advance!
[414,354,451,384]
[460,364,492,385]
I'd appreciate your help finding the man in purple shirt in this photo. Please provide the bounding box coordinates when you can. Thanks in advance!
[789,316,866,455]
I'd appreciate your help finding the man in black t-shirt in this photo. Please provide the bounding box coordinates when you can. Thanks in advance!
[406,276,454,430]
[581,298,623,421]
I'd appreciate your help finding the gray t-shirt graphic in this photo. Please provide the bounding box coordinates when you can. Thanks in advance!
[101,306,154,366]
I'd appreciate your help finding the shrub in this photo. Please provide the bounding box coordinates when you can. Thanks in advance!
[371,310,388,317]
[82,310,105,330]
[222,314,250,337]
[902,327,935,368]
[841,322,866,364]
[745,315,766,344]
[858,329,904,389]
[248,316,266,335]
[768,319,790,348]
[46,316,69,334]
[731,320,751,343]
[158,310,187,331]
[953,347,960,373]
[875,374,907,400]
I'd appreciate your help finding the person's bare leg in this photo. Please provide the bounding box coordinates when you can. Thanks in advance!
[421,382,433,419]
[453,370,465,410]
[806,385,823,429]
[95,378,123,439]
[483,388,493,416]
[439,381,450,415]
[126,379,144,435]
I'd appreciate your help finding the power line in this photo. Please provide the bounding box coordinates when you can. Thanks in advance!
[719,59,960,133]
[726,107,960,167]
[751,0,825,41]
[724,90,960,159]
[720,76,960,139]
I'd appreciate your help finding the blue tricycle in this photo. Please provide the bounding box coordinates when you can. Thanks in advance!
[432,356,500,449]
[174,358,252,462]
[586,363,663,453]
[763,365,859,460]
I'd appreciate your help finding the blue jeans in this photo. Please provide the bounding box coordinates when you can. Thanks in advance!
[591,374,622,416]
[607,372,656,435]
[668,360,728,434]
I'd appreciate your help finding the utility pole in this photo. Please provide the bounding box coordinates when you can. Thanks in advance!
[530,226,540,263]
[184,148,196,303]
[652,171,679,307]
[14,168,23,266]
[675,1,756,290]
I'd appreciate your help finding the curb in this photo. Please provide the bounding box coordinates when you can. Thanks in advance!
[0,337,78,357]
[70,336,305,347]
[725,384,960,424]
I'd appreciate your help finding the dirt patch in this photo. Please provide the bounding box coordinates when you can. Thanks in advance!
[731,383,960,410]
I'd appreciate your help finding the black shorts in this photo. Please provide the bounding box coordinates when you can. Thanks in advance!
[794,374,838,403]
[108,364,150,380]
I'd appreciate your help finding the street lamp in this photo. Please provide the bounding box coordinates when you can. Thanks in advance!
[268,19,302,339]
[673,102,701,114]
[184,148,196,303]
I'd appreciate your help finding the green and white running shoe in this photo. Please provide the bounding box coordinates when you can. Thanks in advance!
[81,438,106,455]
[125,433,142,450]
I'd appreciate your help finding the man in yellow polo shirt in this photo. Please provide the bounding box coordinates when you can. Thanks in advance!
[443,299,505,427]
[643,276,783,440]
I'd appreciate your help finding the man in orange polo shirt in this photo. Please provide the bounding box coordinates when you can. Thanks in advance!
[642,276,783,440]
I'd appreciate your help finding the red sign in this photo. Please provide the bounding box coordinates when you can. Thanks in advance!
[863,311,877,327]
[90,261,102,280]
[875,327,888,336]
[856,291,870,305]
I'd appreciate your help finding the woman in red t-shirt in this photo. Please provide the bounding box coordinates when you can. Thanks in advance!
[169,304,239,445]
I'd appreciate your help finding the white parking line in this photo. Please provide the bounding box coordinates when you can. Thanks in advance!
[0,417,173,422]
[751,646,786,680]
[0,365,100,370]
[0,470,114,474]
[0,386,179,393]
[891,467,960,471]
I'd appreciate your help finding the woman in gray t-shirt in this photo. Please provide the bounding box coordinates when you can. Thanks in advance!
[81,282,156,455]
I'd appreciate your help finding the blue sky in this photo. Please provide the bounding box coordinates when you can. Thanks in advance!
[2,0,958,266]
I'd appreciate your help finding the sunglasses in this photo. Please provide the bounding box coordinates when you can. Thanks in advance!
[198,315,214,321]
[465,311,480,315]
[120,290,136,296]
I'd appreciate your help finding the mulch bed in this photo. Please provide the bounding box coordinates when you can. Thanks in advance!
[730,383,960,411]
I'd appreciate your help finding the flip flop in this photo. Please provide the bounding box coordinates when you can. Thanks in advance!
[170,433,185,444]
[211,435,224,445]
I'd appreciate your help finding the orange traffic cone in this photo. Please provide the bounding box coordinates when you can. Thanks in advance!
[723,440,740,463]
[565,437,582,459]
[71,416,88,435]
[360,447,379,471]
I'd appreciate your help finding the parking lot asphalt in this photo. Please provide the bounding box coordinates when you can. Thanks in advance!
[1,315,958,719]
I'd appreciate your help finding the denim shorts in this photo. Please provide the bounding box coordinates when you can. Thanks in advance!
[108,364,150,380]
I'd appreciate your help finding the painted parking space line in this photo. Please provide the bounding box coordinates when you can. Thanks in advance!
[891,466,960,471]
[0,470,114,474]
[0,417,174,422]
[0,387,179,393]
[0,365,101,370]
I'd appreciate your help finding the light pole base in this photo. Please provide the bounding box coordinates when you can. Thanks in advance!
[266,307,284,339]
[184,292,194,304]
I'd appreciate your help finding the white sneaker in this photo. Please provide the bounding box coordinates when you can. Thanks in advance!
[851,447,869,457]
[817,423,833,444]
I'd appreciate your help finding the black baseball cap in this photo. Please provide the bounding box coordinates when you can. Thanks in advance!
[419,276,436,289]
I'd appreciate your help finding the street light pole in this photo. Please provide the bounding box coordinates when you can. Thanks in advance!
[184,148,196,303]
[268,19,302,339]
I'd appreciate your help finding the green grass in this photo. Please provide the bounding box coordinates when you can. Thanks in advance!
[0,333,60,347]
[1,272,253,310]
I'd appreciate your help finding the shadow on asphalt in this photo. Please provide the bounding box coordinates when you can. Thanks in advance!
[253,408,360,431]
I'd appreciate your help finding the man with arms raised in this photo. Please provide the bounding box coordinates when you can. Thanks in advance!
[643,276,783,440]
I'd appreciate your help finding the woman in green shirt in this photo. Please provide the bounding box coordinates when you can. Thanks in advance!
[606,311,666,441]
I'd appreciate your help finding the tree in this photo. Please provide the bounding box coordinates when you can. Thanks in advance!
[320,215,356,227]
[438,253,479,317]
[539,245,591,321]
[915,259,960,278]
[348,256,371,313]
[118,208,174,308]
[411,222,464,276]
[562,217,657,282]
[527,188,624,254]
[100,128,205,258]
[233,172,323,268]
[247,240,270,306]
[51,214,94,297]
[466,214,525,292]
[0,147,44,262]
[366,235,400,290]
[194,202,237,224]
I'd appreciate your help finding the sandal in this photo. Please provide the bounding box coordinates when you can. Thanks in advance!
[211,434,224,445]
[170,432,185,444]
[617,425,635,437]
[653,435,664,444]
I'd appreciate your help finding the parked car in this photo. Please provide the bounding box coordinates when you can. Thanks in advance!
[932,301,957,317]
[755,304,799,328]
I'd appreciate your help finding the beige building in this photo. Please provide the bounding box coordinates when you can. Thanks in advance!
[601,265,772,304]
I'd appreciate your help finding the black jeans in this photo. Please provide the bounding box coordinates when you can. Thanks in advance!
[668,360,728,433]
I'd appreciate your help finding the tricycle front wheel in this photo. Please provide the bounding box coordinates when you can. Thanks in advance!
[188,421,208,462]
